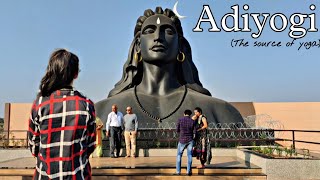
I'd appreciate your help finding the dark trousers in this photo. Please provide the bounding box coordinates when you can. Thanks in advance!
[110,126,122,156]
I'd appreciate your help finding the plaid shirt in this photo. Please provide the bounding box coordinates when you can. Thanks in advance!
[28,88,96,180]
[176,116,196,144]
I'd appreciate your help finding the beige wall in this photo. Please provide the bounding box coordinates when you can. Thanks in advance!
[4,102,320,153]
[4,103,32,141]
[232,102,320,153]
[231,102,320,129]
[10,104,32,131]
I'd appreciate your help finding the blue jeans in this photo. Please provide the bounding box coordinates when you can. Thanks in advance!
[176,140,194,174]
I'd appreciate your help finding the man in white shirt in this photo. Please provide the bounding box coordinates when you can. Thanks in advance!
[106,104,124,158]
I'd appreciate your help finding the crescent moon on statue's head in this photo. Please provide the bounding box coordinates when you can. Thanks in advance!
[173,1,186,19]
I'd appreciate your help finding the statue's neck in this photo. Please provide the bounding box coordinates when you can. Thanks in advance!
[138,62,181,95]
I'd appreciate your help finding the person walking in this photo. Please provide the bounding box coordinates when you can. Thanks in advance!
[175,109,196,176]
[106,104,123,158]
[28,49,96,179]
[123,106,138,158]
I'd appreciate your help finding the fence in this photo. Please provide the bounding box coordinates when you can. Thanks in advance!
[1,128,320,151]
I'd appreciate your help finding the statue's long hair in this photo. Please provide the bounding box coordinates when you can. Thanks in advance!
[108,7,211,97]
[38,49,79,97]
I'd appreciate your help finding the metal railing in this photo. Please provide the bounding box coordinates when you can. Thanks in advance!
[273,129,320,150]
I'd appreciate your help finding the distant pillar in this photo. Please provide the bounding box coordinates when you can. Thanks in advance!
[4,103,11,140]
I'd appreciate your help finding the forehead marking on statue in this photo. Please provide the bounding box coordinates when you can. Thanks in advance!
[141,15,175,31]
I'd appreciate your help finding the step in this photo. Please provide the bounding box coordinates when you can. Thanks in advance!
[91,167,263,175]
[0,156,266,179]
[0,170,267,180]
[92,175,267,180]
[0,167,263,175]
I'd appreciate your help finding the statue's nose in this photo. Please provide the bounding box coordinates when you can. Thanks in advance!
[154,29,164,42]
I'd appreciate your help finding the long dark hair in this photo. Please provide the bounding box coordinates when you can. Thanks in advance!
[38,49,79,97]
[108,7,211,97]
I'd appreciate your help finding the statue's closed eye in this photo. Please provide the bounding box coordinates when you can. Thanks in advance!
[165,28,174,35]
[161,25,176,35]
[143,28,155,34]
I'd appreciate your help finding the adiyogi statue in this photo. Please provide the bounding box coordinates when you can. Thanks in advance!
[95,7,244,128]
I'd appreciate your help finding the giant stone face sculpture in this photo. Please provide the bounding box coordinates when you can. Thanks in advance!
[95,7,244,128]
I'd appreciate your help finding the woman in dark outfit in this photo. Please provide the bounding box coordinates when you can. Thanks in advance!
[193,107,208,169]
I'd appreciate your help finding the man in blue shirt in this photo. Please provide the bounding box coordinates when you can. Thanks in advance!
[123,106,138,158]
[175,109,196,176]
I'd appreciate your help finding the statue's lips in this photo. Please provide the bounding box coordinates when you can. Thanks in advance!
[150,45,166,52]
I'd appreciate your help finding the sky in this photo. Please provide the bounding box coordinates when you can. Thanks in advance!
[0,0,319,117]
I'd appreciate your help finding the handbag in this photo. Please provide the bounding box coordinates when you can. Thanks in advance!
[192,146,197,157]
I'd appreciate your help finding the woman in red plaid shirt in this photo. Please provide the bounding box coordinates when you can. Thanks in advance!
[28,49,96,179]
